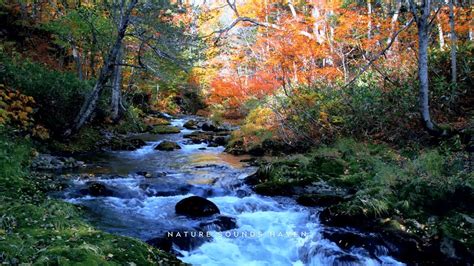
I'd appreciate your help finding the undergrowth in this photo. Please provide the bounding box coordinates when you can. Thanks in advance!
[0,127,181,265]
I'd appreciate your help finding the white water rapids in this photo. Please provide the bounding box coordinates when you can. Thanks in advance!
[58,117,405,266]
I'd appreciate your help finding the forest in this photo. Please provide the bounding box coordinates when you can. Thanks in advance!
[0,0,472,265]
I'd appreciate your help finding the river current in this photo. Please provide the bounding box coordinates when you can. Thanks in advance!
[57,117,404,266]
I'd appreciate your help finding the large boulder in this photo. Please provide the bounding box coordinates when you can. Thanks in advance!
[155,141,181,151]
[80,182,114,197]
[175,196,220,217]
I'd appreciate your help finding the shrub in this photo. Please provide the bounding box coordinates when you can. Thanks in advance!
[0,53,93,135]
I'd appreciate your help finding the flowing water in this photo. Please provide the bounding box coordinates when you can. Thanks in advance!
[57,117,405,266]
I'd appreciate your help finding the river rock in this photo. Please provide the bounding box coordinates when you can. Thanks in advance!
[146,228,212,253]
[319,207,371,228]
[211,136,229,146]
[151,125,180,134]
[109,138,146,151]
[183,119,198,129]
[225,140,246,155]
[175,196,220,217]
[199,216,237,232]
[31,154,85,170]
[184,131,215,144]
[201,122,218,132]
[323,230,382,258]
[254,182,296,196]
[296,194,346,207]
[80,182,114,197]
[136,171,153,178]
[155,141,181,151]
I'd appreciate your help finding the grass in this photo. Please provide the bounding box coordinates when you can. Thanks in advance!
[0,127,182,265]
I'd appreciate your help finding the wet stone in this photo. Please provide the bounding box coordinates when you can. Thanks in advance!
[175,196,220,217]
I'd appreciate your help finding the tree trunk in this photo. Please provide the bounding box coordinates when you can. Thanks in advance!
[449,0,457,84]
[71,41,83,80]
[387,0,402,53]
[367,0,372,39]
[111,48,123,122]
[288,0,297,18]
[66,0,137,135]
[414,0,444,135]
[418,21,436,132]
[312,4,325,44]
[437,20,445,49]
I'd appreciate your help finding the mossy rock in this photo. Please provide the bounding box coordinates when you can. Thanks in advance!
[151,125,180,134]
[296,193,345,207]
[183,119,198,129]
[184,131,215,144]
[109,138,146,151]
[254,181,295,196]
[155,141,181,151]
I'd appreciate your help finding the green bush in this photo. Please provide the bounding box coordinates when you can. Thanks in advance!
[0,53,93,135]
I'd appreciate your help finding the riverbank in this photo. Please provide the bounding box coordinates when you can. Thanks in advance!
[0,130,183,265]
[248,138,473,264]
[2,115,472,265]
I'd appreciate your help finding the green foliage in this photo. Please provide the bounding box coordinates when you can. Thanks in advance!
[259,76,418,147]
[345,74,417,139]
[429,43,473,114]
[0,129,180,265]
[42,7,113,53]
[48,127,103,154]
[0,53,93,135]
[0,126,33,200]
[256,138,473,247]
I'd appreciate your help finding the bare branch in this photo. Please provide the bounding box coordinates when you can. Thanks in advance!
[210,16,314,45]
[343,18,415,88]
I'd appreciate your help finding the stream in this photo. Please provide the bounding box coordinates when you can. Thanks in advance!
[56,117,405,265]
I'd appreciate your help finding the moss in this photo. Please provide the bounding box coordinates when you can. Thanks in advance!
[254,181,295,196]
[155,141,181,151]
[0,130,182,265]
[252,138,473,255]
[109,138,146,151]
[150,125,180,134]
[0,201,182,265]
[48,127,104,154]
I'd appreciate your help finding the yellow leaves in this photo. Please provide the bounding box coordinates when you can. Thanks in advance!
[0,87,45,136]
[25,106,33,113]
[18,111,29,121]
